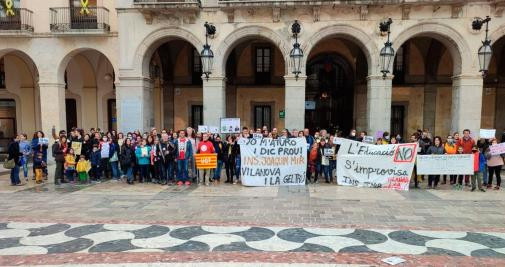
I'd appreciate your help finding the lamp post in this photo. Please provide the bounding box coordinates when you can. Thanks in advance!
[290,20,303,80]
[473,16,492,77]
[379,18,394,79]
[201,22,216,80]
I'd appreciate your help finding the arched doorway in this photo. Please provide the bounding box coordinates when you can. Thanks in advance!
[305,53,354,132]
[483,35,505,140]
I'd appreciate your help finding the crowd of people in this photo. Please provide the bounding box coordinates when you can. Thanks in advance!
[5,125,505,192]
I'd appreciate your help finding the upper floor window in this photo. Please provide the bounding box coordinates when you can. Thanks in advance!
[255,47,271,84]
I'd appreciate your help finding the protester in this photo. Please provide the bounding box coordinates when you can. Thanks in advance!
[8,135,22,186]
[457,129,475,187]
[213,135,225,183]
[151,137,165,184]
[161,133,176,185]
[120,138,136,184]
[444,135,458,185]
[52,136,67,185]
[486,138,503,190]
[472,146,487,192]
[18,133,31,182]
[175,130,193,186]
[90,144,101,183]
[76,154,90,184]
[31,131,48,179]
[427,136,445,189]
[64,148,77,183]
[197,133,215,186]
[317,138,331,183]
[33,152,46,184]
[224,135,238,184]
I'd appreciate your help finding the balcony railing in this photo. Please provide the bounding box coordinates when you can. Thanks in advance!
[50,7,110,33]
[0,8,33,33]
[133,0,200,8]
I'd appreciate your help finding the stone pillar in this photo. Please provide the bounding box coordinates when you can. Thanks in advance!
[423,84,437,133]
[39,82,66,137]
[202,76,226,127]
[366,75,393,135]
[116,77,154,133]
[451,75,483,135]
[284,75,306,131]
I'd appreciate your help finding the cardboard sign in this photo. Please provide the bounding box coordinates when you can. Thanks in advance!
[363,136,374,144]
[324,148,334,156]
[416,154,474,175]
[480,129,496,139]
[38,138,49,144]
[337,139,418,191]
[333,137,344,145]
[253,133,263,139]
[490,142,505,156]
[195,153,217,169]
[220,118,241,134]
[198,125,209,133]
[240,137,307,187]
[71,142,82,155]
[209,126,219,134]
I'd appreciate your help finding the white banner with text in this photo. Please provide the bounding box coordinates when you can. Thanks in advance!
[416,154,474,175]
[336,139,418,190]
[240,138,307,186]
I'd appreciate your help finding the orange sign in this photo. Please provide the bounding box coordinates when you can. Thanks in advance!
[195,153,217,169]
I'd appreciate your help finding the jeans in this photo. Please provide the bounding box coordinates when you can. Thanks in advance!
[91,165,101,181]
[321,165,330,181]
[66,168,75,181]
[21,158,28,178]
[126,166,133,183]
[330,160,336,180]
[482,165,488,185]
[100,158,110,179]
[139,164,149,182]
[10,164,20,185]
[234,156,241,181]
[177,159,189,182]
[165,160,174,182]
[213,160,223,180]
[110,161,120,179]
[154,160,165,182]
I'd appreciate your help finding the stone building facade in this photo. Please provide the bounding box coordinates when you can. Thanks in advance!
[0,0,504,151]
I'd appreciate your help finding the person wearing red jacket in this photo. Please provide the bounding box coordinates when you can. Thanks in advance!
[197,133,215,186]
[457,129,475,186]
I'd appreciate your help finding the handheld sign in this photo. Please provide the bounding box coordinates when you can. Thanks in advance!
[71,142,82,155]
[490,142,505,156]
[253,133,263,139]
[198,125,209,133]
[333,137,343,145]
[195,153,217,169]
[363,136,374,144]
[480,129,496,139]
[39,138,49,144]
[209,126,219,134]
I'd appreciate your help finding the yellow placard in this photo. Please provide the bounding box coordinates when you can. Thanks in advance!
[195,153,217,169]
[71,141,82,155]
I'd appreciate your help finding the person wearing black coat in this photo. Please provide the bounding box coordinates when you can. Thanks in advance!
[120,139,136,184]
[52,136,68,185]
[224,135,239,183]
[160,135,176,185]
[8,135,22,186]
[213,135,226,182]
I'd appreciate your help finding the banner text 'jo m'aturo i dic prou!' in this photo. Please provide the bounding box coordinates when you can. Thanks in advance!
[337,139,418,191]
[240,137,307,187]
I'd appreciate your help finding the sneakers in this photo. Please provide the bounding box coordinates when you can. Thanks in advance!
[185,181,191,186]
[471,187,476,192]
[480,188,486,192]
[177,181,183,186]
[495,186,500,190]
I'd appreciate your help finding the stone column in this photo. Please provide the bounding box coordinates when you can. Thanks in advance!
[202,76,226,127]
[284,75,306,131]
[116,76,154,133]
[39,82,66,137]
[423,84,437,133]
[451,75,483,135]
[366,75,393,135]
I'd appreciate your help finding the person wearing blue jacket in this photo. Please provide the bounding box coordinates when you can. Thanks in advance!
[89,145,102,183]
[472,146,487,192]
[135,139,151,183]
[31,131,48,178]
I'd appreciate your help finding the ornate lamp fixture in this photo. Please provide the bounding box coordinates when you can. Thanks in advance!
[473,16,492,77]
[290,20,303,80]
[379,18,394,79]
[201,22,216,80]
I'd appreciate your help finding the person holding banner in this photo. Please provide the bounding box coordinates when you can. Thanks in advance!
[196,133,215,186]
[444,135,458,185]
[317,138,331,183]
[457,129,475,187]
[485,138,503,190]
[426,136,445,189]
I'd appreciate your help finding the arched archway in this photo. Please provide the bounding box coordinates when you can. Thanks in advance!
[58,49,115,132]
[483,33,505,139]
[0,49,39,152]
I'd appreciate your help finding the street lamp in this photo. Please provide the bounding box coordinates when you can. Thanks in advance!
[473,16,492,77]
[201,22,216,80]
[379,18,394,79]
[290,20,303,80]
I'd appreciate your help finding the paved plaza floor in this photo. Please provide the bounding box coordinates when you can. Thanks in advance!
[1,169,505,266]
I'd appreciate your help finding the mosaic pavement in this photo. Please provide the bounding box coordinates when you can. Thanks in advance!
[2,222,505,258]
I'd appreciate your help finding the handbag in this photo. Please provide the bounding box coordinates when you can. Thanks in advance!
[3,159,15,169]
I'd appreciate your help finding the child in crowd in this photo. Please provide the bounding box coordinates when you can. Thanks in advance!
[76,154,90,184]
[33,152,46,184]
[64,148,76,183]
[90,145,102,183]
[454,146,465,190]
[317,139,331,183]
[472,146,486,192]
[308,142,318,183]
